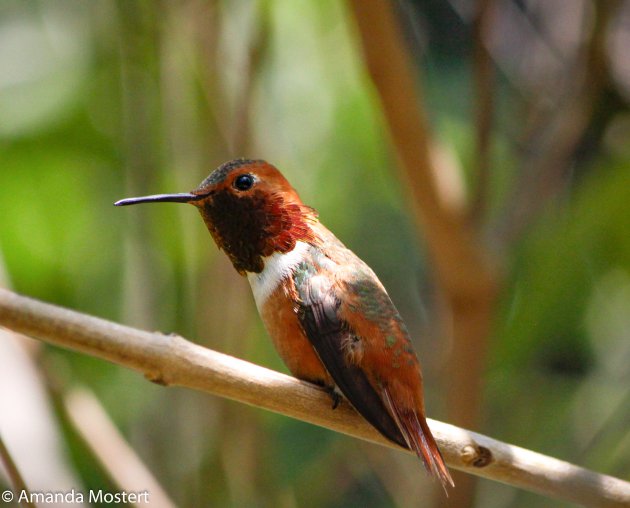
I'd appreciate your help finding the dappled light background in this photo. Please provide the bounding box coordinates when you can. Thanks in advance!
[0,1,629,507]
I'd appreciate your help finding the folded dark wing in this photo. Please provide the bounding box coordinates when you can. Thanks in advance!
[294,267,406,448]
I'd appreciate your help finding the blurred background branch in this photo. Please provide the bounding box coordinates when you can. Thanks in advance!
[0,435,35,508]
[496,0,624,243]
[470,0,496,223]
[62,388,176,508]
[348,1,498,504]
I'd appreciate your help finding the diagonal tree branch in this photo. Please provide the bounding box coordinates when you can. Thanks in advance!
[0,288,628,508]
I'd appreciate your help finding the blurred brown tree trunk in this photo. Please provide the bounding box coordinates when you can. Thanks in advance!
[347,1,499,506]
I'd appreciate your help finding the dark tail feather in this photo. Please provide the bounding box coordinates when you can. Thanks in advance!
[382,389,454,492]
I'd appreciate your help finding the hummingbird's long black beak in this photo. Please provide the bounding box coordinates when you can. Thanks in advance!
[114,192,206,206]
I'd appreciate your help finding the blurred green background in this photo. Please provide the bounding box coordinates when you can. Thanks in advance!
[0,1,629,507]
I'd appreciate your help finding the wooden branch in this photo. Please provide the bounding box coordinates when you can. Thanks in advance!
[0,289,628,507]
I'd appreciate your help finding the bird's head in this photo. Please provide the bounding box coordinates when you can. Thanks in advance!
[115,159,318,274]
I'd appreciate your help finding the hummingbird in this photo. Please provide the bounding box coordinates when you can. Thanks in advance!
[115,159,453,489]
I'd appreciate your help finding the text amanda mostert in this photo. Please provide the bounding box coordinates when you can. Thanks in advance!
[13,489,149,504]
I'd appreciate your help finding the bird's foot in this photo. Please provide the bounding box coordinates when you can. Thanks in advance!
[325,387,342,410]
[310,380,343,409]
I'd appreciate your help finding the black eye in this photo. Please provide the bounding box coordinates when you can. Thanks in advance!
[234,174,254,191]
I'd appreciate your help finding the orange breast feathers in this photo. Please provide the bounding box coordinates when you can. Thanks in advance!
[258,281,333,387]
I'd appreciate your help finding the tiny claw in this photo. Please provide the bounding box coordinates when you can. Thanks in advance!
[326,387,342,410]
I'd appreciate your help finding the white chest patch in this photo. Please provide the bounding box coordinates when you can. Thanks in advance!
[246,240,310,310]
